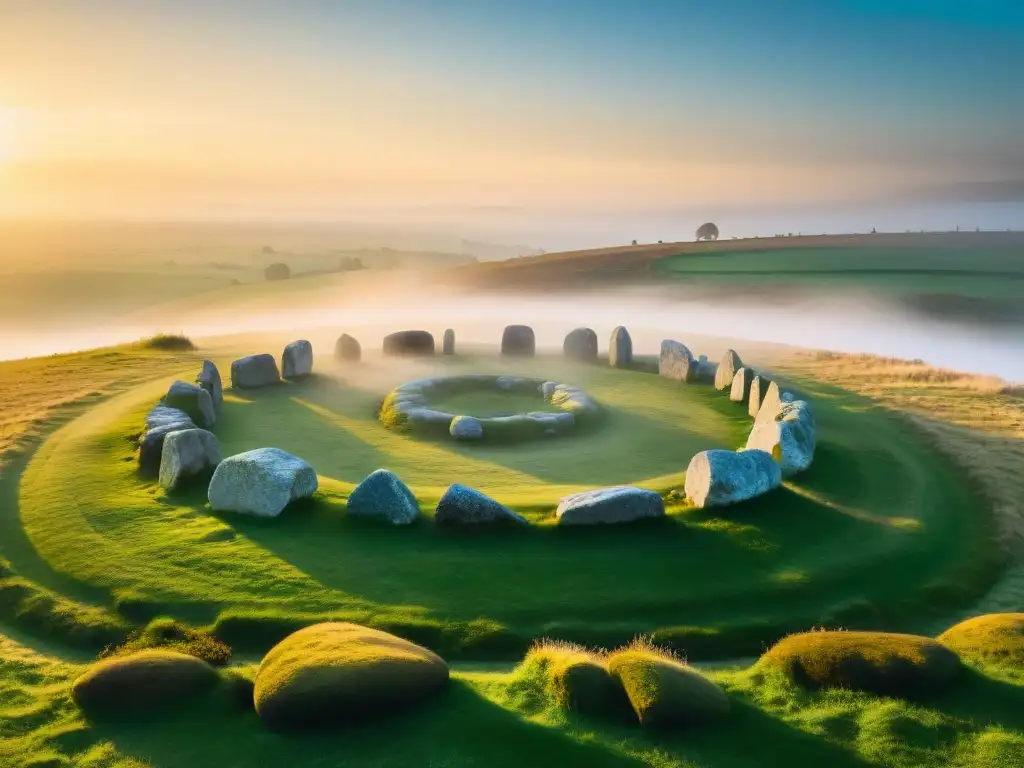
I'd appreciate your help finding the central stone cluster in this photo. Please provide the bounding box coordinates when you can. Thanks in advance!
[380,374,600,442]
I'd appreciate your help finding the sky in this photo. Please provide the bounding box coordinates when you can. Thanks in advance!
[0,0,1022,221]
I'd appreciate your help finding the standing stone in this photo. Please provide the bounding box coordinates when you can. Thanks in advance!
[556,486,665,525]
[231,354,281,389]
[195,361,223,410]
[659,340,697,383]
[730,367,753,403]
[434,484,528,526]
[163,380,215,429]
[563,328,598,362]
[501,325,536,356]
[281,340,313,379]
[208,448,318,517]
[449,415,484,441]
[443,329,456,355]
[745,400,816,476]
[347,469,420,525]
[609,326,633,369]
[158,428,221,491]
[715,349,743,391]
[684,449,782,508]
[755,381,785,423]
[382,330,435,357]
[335,334,361,362]
[748,375,770,418]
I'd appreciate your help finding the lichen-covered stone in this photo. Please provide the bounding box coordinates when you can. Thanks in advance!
[195,360,223,410]
[557,486,665,525]
[746,399,816,476]
[231,354,281,389]
[684,449,782,508]
[715,349,743,391]
[563,328,598,362]
[163,380,215,429]
[139,411,195,477]
[347,469,419,525]
[501,325,536,356]
[659,340,697,383]
[335,334,361,362]
[434,484,528,525]
[158,428,221,491]
[609,326,633,369]
[450,415,484,441]
[281,339,313,379]
[208,448,317,517]
[730,367,753,403]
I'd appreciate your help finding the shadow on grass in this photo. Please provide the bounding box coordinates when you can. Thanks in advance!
[928,666,1024,732]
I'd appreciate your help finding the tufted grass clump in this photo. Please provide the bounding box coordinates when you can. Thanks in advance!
[937,613,1024,669]
[605,637,730,727]
[137,333,195,351]
[759,629,962,698]
[513,639,629,718]
[99,617,231,667]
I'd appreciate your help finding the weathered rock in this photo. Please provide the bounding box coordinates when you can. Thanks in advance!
[715,349,743,391]
[730,367,753,403]
[748,375,770,418]
[281,339,313,379]
[208,448,318,517]
[557,486,665,525]
[684,449,782,508]
[382,330,435,357]
[659,340,697,383]
[501,325,536,356]
[163,380,215,429]
[145,405,194,432]
[548,384,601,418]
[139,414,195,477]
[745,399,816,476]
[335,334,361,362]
[609,326,633,369]
[435,484,528,525]
[563,328,598,362]
[450,415,484,441]
[347,469,419,525]
[158,428,221,491]
[755,381,785,423]
[442,328,455,355]
[195,360,223,410]
[231,354,281,389]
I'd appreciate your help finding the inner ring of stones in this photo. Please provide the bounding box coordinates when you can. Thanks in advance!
[380,374,601,442]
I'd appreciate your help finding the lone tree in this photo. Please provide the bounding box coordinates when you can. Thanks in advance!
[264,262,291,281]
[696,222,719,241]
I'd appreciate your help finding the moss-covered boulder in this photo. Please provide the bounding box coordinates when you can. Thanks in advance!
[938,613,1024,667]
[72,650,222,717]
[253,622,450,729]
[607,644,730,727]
[761,630,961,697]
[518,641,628,718]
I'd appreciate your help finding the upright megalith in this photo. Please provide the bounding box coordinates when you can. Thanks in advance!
[158,428,221,491]
[501,325,536,356]
[755,381,785,423]
[163,380,215,429]
[748,375,770,418]
[281,340,313,380]
[609,326,633,369]
[195,360,223,410]
[659,340,697,383]
[715,349,743,391]
[730,367,753,403]
[335,334,361,362]
[684,449,782,508]
[563,328,598,362]
[442,328,456,355]
[231,354,281,389]
[746,399,816,476]
[382,330,435,357]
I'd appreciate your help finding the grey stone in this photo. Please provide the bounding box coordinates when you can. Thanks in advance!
[382,330,435,357]
[540,381,558,400]
[684,449,782,508]
[748,375,770,418]
[715,349,743,391]
[450,415,484,440]
[139,410,195,477]
[163,380,215,429]
[755,381,785,424]
[609,326,633,368]
[730,367,753,403]
[659,340,697,383]
[208,448,318,517]
[335,334,361,362]
[231,354,281,389]
[434,484,528,525]
[745,399,816,476]
[158,428,221,491]
[548,384,600,416]
[281,340,313,379]
[556,486,665,525]
[442,328,455,355]
[145,405,193,432]
[563,328,598,362]
[195,361,223,410]
[347,469,419,525]
[501,325,536,356]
